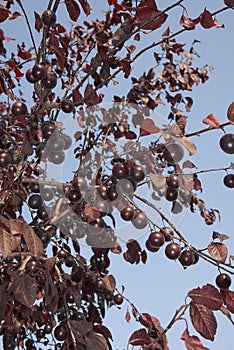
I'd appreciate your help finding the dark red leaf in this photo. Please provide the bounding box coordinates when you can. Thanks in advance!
[65,0,80,22]
[128,328,151,346]
[189,302,217,340]
[0,5,10,23]
[84,83,99,106]
[140,118,160,137]
[181,328,209,350]
[188,284,222,310]
[8,11,22,20]
[183,160,197,169]
[78,0,91,15]
[44,269,59,313]
[22,222,44,257]
[135,0,168,31]
[200,9,224,29]
[125,309,131,322]
[34,11,42,32]
[141,249,147,264]
[221,290,234,314]
[13,274,37,307]
[212,231,229,242]
[202,113,220,128]
[72,87,83,104]
[93,325,113,341]
[119,58,131,78]
[224,0,234,7]
[0,284,7,319]
[227,101,234,123]
[18,46,31,60]
[180,14,200,30]
[208,242,228,263]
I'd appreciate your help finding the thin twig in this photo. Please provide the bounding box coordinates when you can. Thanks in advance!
[16,0,38,57]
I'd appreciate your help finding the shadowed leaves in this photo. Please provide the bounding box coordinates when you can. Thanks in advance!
[44,269,59,313]
[22,222,44,257]
[12,274,37,307]
[128,328,151,346]
[200,9,224,29]
[221,290,234,314]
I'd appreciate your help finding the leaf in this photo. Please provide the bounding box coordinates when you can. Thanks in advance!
[221,290,234,314]
[0,221,17,258]
[78,0,91,15]
[0,5,10,23]
[202,113,220,128]
[227,101,234,123]
[200,9,224,29]
[84,83,99,106]
[149,173,166,190]
[208,242,228,263]
[125,309,131,323]
[212,231,229,242]
[140,118,160,137]
[34,11,42,32]
[180,14,200,30]
[86,332,108,350]
[13,274,37,307]
[175,136,197,156]
[128,328,151,346]
[22,223,44,257]
[189,302,217,340]
[188,284,222,310]
[93,325,113,341]
[65,0,80,22]
[8,11,22,20]
[220,305,234,325]
[181,328,209,350]
[44,269,59,313]
[103,275,116,292]
[135,1,168,31]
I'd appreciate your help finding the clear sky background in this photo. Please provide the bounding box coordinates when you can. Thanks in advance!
[1,1,234,349]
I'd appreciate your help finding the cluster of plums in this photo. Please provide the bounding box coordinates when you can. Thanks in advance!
[145,226,199,267]
[36,121,73,165]
[219,133,234,188]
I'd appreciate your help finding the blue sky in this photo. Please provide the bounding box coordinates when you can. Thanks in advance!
[1,1,234,349]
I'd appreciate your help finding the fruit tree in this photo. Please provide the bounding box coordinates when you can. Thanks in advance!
[0,0,233,349]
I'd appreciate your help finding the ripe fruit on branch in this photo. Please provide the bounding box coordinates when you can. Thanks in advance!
[54,324,68,341]
[28,194,43,209]
[0,151,12,167]
[67,188,82,203]
[62,134,72,150]
[148,231,165,248]
[130,165,145,182]
[41,10,57,27]
[145,239,160,252]
[165,242,181,260]
[112,162,129,179]
[165,188,178,202]
[49,137,66,153]
[219,133,234,154]
[41,73,57,89]
[32,63,47,81]
[114,293,124,305]
[97,184,109,200]
[48,151,65,164]
[131,210,148,229]
[40,187,54,201]
[166,174,180,189]
[61,99,74,113]
[35,228,51,246]
[163,143,184,164]
[117,178,136,195]
[223,173,234,188]
[42,123,56,140]
[215,273,232,289]
[178,250,195,266]
[120,205,134,221]
[11,101,27,116]
[224,0,234,8]
[26,68,38,83]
